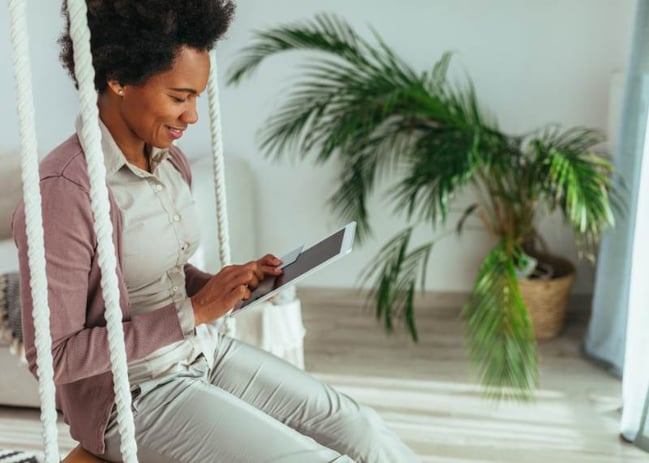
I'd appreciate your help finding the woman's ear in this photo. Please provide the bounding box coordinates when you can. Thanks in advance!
[106,80,125,97]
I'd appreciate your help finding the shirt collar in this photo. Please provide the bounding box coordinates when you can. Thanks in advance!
[75,116,169,177]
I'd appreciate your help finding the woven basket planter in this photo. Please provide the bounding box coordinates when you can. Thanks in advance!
[518,254,576,341]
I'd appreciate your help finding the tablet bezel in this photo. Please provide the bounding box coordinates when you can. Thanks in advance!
[230,221,356,316]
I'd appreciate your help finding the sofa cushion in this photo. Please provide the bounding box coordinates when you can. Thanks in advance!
[0,345,39,408]
[0,150,22,242]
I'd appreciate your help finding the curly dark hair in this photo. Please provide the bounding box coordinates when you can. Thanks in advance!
[59,0,235,92]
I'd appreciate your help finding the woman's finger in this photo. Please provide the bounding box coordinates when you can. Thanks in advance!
[246,271,260,290]
[242,261,265,281]
[222,285,250,309]
[220,265,251,286]
[259,264,282,276]
[258,254,281,266]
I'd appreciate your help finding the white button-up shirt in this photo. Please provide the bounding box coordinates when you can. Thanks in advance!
[77,118,205,383]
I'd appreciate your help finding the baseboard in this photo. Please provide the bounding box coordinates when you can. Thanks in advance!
[297,286,592,320]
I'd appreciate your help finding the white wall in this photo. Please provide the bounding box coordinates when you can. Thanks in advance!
[0,0,635,293]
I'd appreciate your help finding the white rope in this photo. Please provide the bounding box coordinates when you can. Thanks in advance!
[207,50,236,337]
[66,1,138,461]
[7,1,60,461]
[208,50,232,268]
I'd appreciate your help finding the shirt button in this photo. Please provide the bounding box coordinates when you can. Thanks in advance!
[172,286,179,292]
[173,214,181,222]
[180,242,188,251]
[154,184,163,192]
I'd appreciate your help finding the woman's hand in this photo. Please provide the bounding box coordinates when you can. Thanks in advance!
[190,254,282,326]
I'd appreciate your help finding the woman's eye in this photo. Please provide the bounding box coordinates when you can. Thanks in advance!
[171,96,186,103]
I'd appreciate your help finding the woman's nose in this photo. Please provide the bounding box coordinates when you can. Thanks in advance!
[181,101,199,125]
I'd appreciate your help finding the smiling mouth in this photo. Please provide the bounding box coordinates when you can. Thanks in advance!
[166,126,185,139]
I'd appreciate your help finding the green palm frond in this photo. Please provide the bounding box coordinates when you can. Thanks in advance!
[456,203,480,235]
[327,154,375,240]
[463,241,538,400]
[229,13,438,241]
[528,127,616,258]
[227,13,370,84]
[392,126,480,224]
[360,228,434,341]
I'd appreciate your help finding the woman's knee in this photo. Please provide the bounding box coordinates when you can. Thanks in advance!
[356,406,386,439]
[334,404,387,449]
[333,405,420,462]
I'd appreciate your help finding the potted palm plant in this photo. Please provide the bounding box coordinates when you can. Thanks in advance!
[227,14,620,398]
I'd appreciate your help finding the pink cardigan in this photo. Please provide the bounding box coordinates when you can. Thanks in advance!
[12,134,212,454]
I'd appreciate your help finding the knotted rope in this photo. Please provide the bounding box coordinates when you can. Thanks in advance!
[7,0,59,460]
[67,0,138,461]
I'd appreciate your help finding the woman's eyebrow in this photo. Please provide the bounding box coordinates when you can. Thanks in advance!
[169,87,198,94]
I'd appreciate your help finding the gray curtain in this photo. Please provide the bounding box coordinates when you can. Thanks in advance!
[584,0,649,375]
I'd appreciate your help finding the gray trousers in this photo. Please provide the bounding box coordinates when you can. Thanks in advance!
[95,334,420,463]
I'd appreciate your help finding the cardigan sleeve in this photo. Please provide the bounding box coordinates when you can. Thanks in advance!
[13,175,188,385]
[183,263,213,297]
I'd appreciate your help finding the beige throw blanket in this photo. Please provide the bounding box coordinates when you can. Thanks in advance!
[0,272,25,360]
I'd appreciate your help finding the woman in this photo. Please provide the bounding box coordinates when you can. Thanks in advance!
[12,1,419,462]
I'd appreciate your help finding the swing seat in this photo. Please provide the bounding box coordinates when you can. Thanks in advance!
[62,445,106,463]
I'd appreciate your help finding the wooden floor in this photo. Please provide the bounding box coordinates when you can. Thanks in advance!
[1,288,648,462]
[300,288,648,463]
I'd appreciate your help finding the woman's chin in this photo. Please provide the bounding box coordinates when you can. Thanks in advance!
[150,138,174,149]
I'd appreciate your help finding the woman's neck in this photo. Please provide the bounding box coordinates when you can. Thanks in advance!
[97,94,149,171]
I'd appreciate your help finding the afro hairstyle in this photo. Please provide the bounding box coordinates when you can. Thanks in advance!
[59,0,235,92]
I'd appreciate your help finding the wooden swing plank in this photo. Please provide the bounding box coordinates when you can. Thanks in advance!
[61,445,106,463]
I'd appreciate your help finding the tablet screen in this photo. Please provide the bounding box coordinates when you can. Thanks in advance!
[277,228,344,287]
[234,227,347,312]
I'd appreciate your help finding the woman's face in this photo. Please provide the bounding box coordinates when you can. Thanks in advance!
[111,46,211,149]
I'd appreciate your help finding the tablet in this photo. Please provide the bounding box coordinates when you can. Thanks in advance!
[231,222,356,315]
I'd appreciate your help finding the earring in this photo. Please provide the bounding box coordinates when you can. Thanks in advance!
[118,89,124,96]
